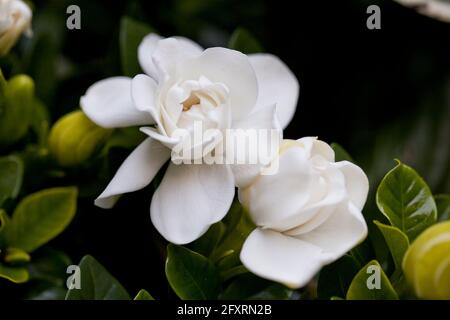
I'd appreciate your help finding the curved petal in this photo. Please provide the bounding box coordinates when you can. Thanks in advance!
[131,74,158,112]
[95,138,170,209]
[334,160,369,210]
[249,54,299,129]
[297,201,368,259]
[231,104,282,188]
[152,37,203,80]
[138,33,163,81]
[240,229,332,289]
[151,163,234,244]
[179,48,258,121]
[80,77,154,128]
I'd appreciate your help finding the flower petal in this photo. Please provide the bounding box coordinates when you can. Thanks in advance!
[179,48,258,121]
[249,54,299,129]
[80,77,154,128]
[334,160,369,210]
[240,229,332,288]
[297,201,368,259]
[151,163,234,244]
[152,37,203,79]
[95,138,170,208]
[138,33,163,80]
[231,104,282,188]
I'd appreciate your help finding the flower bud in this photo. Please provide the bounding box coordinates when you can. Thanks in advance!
[48,110,112,168]
[0,0,32,56]
[0,71,35,147]
[402,221,450,299]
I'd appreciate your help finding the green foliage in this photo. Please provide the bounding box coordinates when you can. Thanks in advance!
[0,155,24,208]
[228,28,263,54]
[120,17,154,77]
[435,194,450,221]
[346,260,398,300]
[134,289,155,300]
[331,143,354,162]
[166,244,221,300]
[373,220,409,273]
[2,187,78,253]
[66,255,130,300]
[376,160,437,241]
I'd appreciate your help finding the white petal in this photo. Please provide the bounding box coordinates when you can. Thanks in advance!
[231,104,282,188]
[334,160,369,210]
[80,77,154,128]
[131,74,158,112]
[95,138,170,209]
[179,48,258,121]
[240,229,332,288]
[297,201,368,259]
[151,163,234,244]
[249,54,299,129]
[138,33,163,80]
[152,37,203,79]
[238,146,313,230]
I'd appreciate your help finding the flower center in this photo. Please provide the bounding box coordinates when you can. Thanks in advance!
[182,93,201,112]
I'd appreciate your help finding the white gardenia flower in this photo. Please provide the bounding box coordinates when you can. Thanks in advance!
[239,137,369,289]
[0,0,32,56]
[80,33,299,244]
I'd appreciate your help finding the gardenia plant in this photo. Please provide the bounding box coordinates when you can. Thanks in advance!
[81,33,299,244]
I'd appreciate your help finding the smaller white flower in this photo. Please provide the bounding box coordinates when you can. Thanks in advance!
[239,137,369,289]
[0,0,32,56]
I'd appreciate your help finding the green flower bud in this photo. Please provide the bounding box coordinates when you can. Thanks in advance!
[48,110,112,168]
[402,221,450,299]
[0,70,35,147]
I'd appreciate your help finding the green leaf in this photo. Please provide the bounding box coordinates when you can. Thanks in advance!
[3,248,31,264]
[228,28,263,54]
[30,98,50,147]
[134,289,154,300]
[188,222,225,257]
[317,255,360,299]
[0,264,29,283]
[373,220,409,272]
[166,244,221,300]
[28,248,72,285]
[4,187,78,253]
[376,161,437,240]
[220,273,293,300]
[435,194,450,222]
[119,17,154,77]
[331,142,354,162]
[0,156,24,208]
[66,255,130,300]
[346,260,398,300]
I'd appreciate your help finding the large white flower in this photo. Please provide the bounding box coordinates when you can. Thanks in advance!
[80,33,299,244]
[0,0,32,56]
[239,137,369,288]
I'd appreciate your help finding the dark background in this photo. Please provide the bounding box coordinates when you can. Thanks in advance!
[2,0,449,299]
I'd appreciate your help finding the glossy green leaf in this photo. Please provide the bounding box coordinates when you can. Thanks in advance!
[317,254,360,299]
[0,264,29,283]
[228,28,263,54]
[376,161,437,240]
[66,255,130,300]
[166,244,221,300]
[435,194,450,222]
[4,187,78,252]
[220,273,293,300]
[120,17,154,77]
[188,222,225,257]
[331,142,354,162]
[28,248,72,286]
[373,220,409,272]
[346,260,398,300]
[134,289,155,300]
[0,156,24,207]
